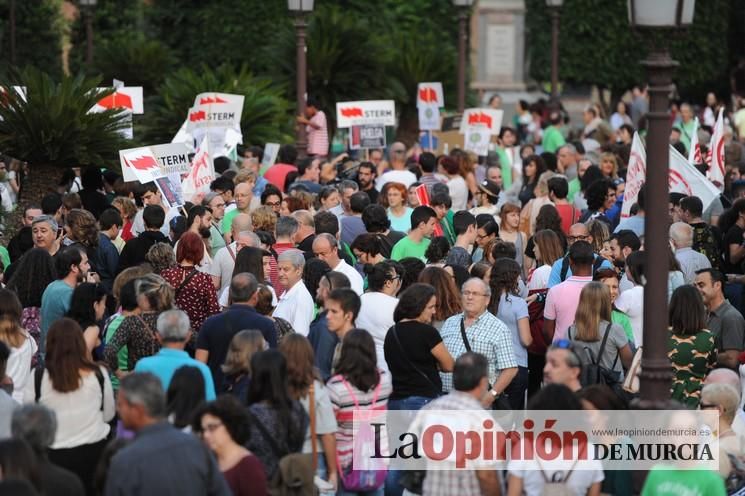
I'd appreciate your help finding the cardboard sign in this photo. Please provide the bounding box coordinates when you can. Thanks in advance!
[459,108,503,135]
[187,92,244,132]
[417,82,444,108]
[418,105,441,131]
[119,143,191,182]
[336,100,396,128]
[92,87,144,114]
[156,174,185,209]
[464,127,490,156]
[350,125,387,150]
[181,136,215,199]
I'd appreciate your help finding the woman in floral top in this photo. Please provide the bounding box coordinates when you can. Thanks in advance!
[103,273,173,374]
[668,285,717,408]
[160,232,220,336]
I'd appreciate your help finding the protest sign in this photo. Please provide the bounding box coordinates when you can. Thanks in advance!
[418,105,441,131]
[119,143,191,182]
[260,143,280,175]
[181,137,215,199]
[417,83,444,108]
[92,86,144,114]
[350,125,387,150]
[336,100,396,128]
[459,108,503,135]
[622,133,719,218]
[707,108,725,191]
[464,127,490,156]
[155,174,185,209]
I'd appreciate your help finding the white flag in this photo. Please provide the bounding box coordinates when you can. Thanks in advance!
[688,117,703,166]
[622,132,720,218]
[707,108,725,191]
[181,137,215,200]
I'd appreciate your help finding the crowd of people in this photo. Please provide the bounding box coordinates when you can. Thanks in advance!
[1,90,745,496]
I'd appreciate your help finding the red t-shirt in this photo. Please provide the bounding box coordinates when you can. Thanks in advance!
[263,163,297,192]
[554,203,579,234]
[223,454,267,496]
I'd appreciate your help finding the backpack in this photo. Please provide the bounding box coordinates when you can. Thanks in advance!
[538,457,579,496]
[559,254,605,282]
[35,365,105,411]
[571,323,620,388]
[337,377,388,492]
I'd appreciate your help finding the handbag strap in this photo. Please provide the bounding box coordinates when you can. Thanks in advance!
[459,317,473,352]
[175,267,198,297]
[596,322,613,364]
[309,383,317,473]
[340,375,382,409]
[391,325,439,393]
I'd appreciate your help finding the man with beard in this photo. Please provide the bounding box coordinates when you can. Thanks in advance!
[178,206,213,270]
[356,162,379,204]
[609,229,641,292]
[308,271,351,381]
[40,246,91,357]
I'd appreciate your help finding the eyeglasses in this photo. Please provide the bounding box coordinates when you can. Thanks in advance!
[462,291,488,298]
[699,403,718,410]
[387,275,402,282]
[567,235,590,242]
[554,339,572,349]
[265,201,281,207]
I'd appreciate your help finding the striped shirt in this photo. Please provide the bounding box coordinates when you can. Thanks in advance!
[307,110,329,156]
[326,370,392,468]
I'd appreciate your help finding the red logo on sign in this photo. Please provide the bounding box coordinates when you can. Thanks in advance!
[419,88,437,103]
[199,96,228,105]
[189,110,206,122]
[126,155,159,171]
[97,92,133,110]
[468,112,493,128]
[340,107,364,118]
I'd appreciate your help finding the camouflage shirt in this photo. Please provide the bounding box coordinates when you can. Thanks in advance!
[690,222,723,272]
[669,328,717,408]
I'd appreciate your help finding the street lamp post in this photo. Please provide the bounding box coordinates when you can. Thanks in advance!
[288,0,314,159]
[546,0,563,101]
[627,0,695,409]
[9,0,16,65]
[453,0,473,113]
[80,0,98,66]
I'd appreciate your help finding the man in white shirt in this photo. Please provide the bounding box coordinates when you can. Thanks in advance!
[312,233,363,295]
[209,214,256,291]
[329,180,358,220]
[131,183,180,238]
[273,249,315,336]
[376,142,417,189]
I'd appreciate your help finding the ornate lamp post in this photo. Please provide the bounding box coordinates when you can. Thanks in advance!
[546,0,563,101]
[288,0,314,159]
[79,0,98,66]
[628,0,695,408]
[453,0,473,113]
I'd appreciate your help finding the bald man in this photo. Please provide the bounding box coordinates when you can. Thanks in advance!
[312,233,363,295]
[704,368,745,436]
[547,223,613,287]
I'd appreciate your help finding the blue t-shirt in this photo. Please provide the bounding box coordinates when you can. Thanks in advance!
[135,349,216,400]
[614,214,645,238]
[40,279,75,354]
[496,293,529,367]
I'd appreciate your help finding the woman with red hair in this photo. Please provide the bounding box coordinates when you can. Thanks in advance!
[383,182,413,233]
[160,231,220,335]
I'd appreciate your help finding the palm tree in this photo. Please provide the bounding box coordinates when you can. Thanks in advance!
[0,68,128,209]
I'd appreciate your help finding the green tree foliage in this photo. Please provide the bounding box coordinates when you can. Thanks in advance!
[141,64,293,146]
[525,0,732,99]
[0,68,127,168]
[0,0,64,75]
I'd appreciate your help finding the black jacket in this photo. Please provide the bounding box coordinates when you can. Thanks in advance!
[117,231,171,272]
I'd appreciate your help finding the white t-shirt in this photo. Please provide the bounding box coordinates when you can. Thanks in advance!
[219,283,277,309]
[447,175,469,211]
[209,242,239,292]
[376,169,418,189]
[7,333,37,403]
[356,292,398,371]
[332,260,364,295]
[614,285,644,346]
[25,365,115,449]
[507,457,604,495]
[528,264,553,290]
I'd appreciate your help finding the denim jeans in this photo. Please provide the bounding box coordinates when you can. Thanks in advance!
[385,396,436,496]
[504,366,529,410]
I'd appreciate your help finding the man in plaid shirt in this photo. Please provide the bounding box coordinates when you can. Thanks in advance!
[440,278,518,399]
[410,352,502,496]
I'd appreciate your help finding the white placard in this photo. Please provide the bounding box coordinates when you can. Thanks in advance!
[336,100,396,128]
[119,142,191,182]
[417,82,444,108]
[459,108,504,135]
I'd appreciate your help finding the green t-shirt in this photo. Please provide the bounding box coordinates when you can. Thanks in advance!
[568,177,581,203]
[103,314,128,390]
[496,147,513,189]
[0,246,9,271]
[641,466,725,496]
[222,209,238,235]
[391,236,431,262]
[542,125,566,153]
[612,310,634,344]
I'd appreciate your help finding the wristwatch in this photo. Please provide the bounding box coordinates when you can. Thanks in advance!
[490,389,500,398]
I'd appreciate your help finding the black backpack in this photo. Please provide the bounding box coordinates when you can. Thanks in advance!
[559,254,605,282]
[571,323,620,388]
